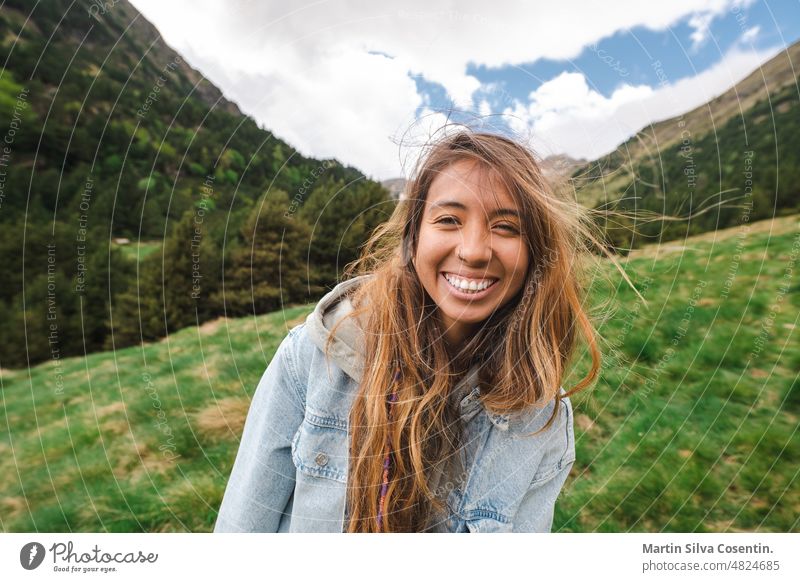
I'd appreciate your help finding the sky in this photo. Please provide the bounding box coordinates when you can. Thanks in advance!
[128,0,800,181]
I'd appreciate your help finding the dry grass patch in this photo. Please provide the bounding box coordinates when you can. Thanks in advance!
[0,496,28,522]
[0,367,18,380]
[199,317,228,336]
[111,434,176,484]
[576,413,596,432]
[284,312,309,330]
[93,401,127,417]
[193,397,250,441]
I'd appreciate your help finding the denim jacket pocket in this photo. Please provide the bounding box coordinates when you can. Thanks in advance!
[290,409,349,483]
[288,409,350,532]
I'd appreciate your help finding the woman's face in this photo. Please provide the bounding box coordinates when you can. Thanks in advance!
[414,159,530,348]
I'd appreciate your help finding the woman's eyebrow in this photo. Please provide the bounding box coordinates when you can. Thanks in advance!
[429,200,520,218]
[429,200,467,212]
[490,208,521,219]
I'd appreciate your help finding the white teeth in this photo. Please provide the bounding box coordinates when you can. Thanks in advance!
[444,274,495,292]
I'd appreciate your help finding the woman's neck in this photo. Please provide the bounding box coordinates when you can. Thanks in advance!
[447,349,474,384]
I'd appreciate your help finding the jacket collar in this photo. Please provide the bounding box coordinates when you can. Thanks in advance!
[455,368,511,431]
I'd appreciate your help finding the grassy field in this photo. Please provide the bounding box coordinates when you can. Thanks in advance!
[1,216,798,532]
[562,214,799,532]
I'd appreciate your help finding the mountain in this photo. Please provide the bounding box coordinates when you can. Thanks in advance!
[571,41,800,251]
[92,1,242,118]
[539,153,587,186]
[381,177,407,200]
[0,0,392,368]
[0,0,373,237]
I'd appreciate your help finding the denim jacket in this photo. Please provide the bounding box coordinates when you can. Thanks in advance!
[214,275,576,533]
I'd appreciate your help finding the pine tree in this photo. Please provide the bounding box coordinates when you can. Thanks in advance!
[217,189,311,317]
[109,254,166,348]
[299,178,391,290]
[110,207,222,347]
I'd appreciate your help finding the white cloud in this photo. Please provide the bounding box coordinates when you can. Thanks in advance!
[688,0,757,49]
[129,0,771,178]
[688,11,716,48]
[503,43,779,161]
[741,25,760,44]
[503,73,654,159]
[234,49,424,181]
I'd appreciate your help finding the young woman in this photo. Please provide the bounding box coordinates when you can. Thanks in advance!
[214,129,600,533]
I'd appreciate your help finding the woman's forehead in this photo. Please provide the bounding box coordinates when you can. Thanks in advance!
[427,160,515,210]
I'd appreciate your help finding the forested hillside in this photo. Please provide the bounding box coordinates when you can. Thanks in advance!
[0,0,392,368]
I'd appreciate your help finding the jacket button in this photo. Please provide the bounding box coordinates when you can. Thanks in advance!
[315,452,329,467]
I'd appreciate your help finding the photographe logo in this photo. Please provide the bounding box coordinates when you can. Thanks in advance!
[17,539,158,574]
[20,542,46,570]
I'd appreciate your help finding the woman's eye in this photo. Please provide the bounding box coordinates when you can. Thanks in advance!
[496,223,519,233]
[436,216,459,225]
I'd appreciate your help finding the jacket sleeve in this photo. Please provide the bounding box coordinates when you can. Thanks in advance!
[213,326,307,532]
[511,458,575,532]
[511,395,576,533]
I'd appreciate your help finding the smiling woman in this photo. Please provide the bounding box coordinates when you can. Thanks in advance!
[214,128,601,533]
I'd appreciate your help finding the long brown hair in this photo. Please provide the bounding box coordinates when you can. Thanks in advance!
[323,128,601,532]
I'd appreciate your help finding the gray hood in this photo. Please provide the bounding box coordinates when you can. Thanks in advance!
[305,274,374,382]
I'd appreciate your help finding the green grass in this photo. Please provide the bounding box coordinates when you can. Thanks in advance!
[1,216,798,532]
[0,307,311,532]
[558,214,799,532]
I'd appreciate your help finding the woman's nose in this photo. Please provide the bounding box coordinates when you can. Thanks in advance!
[457,224,492,264]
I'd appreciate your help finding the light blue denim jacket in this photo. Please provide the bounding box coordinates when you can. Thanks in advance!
[214,275,575,533]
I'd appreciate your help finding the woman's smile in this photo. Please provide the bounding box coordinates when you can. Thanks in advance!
[441,272,500,298]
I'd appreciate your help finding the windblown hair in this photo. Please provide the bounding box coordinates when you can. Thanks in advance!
[323,128,601,532]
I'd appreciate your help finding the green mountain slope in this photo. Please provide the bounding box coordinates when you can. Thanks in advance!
[0,0,369,235]
[0,0,392,368]
[573,42,800,251]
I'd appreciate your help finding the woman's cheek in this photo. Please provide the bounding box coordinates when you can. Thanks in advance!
[420,231,447,256]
